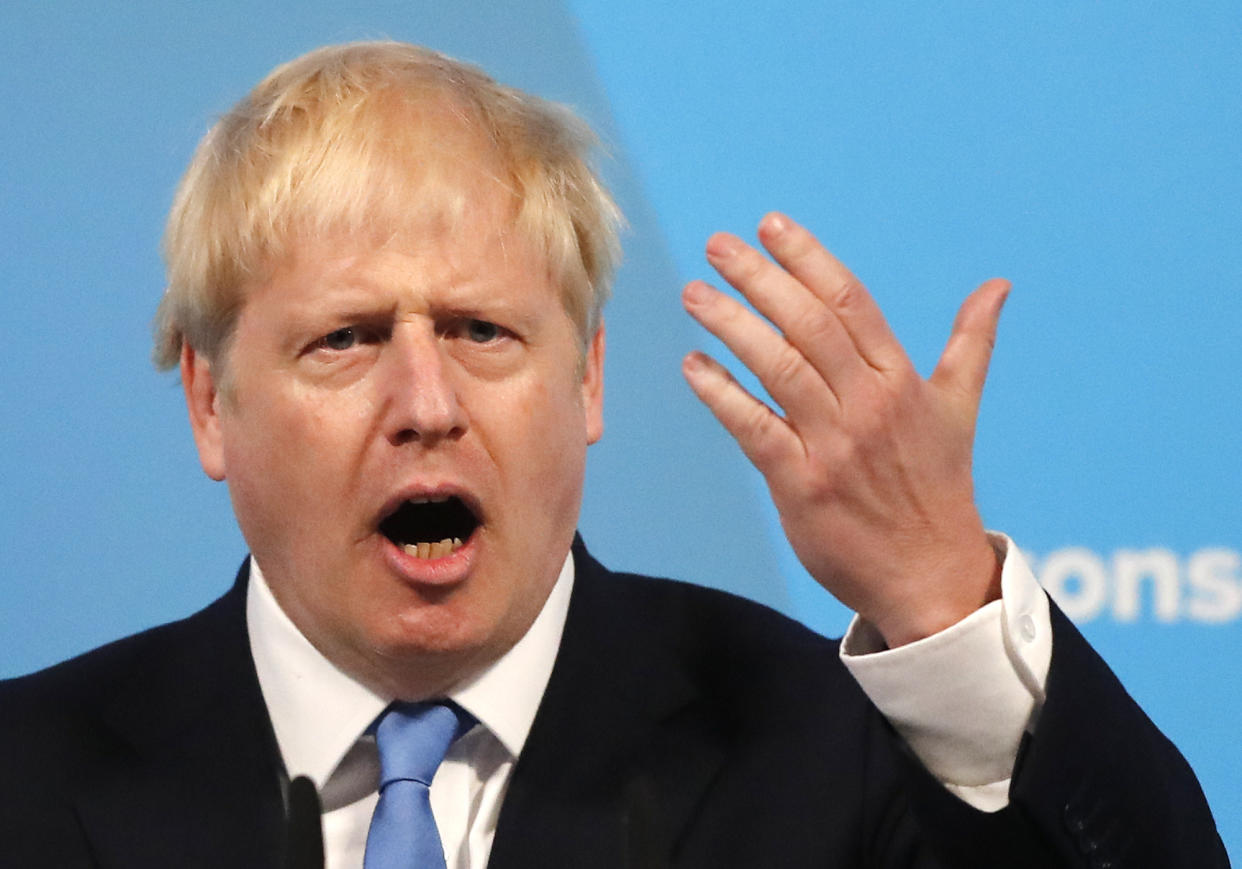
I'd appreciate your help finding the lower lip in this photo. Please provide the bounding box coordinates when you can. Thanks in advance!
[381,533,478,587]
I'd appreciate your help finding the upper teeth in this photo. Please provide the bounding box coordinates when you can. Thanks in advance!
[409,496,451,505]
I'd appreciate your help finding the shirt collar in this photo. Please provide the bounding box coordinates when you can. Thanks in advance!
[247,553,574,788]
[447,554,573,758]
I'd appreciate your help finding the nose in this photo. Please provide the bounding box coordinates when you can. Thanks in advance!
[383,326,467,447]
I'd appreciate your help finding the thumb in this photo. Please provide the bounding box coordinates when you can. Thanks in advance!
[930,278,1011,404]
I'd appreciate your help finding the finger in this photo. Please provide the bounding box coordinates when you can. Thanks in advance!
[682,279,839,423]
[755,212,908,373]
[930,278,1011,404]
[681,350,803,475]
[702,233,868,394]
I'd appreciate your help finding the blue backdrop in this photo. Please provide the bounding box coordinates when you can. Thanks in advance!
[2,0,1237,853]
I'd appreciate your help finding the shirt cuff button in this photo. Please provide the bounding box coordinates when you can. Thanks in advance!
[1017,613,1038,642]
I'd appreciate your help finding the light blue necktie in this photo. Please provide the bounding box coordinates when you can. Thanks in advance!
[364,701,474,869]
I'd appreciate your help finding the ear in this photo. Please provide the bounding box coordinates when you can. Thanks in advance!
[582,322,605,445]
[180,343,228,481]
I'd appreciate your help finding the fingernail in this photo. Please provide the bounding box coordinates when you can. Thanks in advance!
[682,351,707,374]
[683,281,711,306]
[705,233,741,260]
[993,279,1012,309]
[761,212,789,235]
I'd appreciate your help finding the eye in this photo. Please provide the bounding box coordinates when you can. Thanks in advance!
[464,319,502,343]
[320,327,358,351]
[311,324,388,354]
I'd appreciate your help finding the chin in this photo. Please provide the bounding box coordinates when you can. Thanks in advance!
[371,604,499,661]
[359,621,498,699]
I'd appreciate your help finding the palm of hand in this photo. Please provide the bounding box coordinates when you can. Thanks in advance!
[682,213,1006,646]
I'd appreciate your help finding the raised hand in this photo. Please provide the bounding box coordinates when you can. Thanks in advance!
[681,213,1009,647]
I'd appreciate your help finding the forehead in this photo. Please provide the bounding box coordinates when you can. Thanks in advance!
[235,197,564,339]
[296,230,547,305]
[259,145,544,283]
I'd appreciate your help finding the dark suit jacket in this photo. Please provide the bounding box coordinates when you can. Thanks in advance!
[0,540,1229,868]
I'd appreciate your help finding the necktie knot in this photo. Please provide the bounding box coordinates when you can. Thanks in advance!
[375,701,472,790]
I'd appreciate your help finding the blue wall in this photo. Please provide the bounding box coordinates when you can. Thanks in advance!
[2,1,1237,853]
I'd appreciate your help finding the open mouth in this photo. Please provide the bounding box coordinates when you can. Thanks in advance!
[379,496,480,559]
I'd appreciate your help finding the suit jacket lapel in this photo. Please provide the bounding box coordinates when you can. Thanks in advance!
[71,563,287,868]
[489,540,729,869]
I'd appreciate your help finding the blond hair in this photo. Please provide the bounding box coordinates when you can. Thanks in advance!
[153,41,622,371]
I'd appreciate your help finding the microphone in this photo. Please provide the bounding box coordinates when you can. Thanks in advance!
[282,775,325,869]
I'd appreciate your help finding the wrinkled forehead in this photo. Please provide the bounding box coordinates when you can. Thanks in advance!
[260,203,557,313]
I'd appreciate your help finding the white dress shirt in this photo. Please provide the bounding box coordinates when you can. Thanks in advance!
[247,555,574,869]
[247,534,1051,869]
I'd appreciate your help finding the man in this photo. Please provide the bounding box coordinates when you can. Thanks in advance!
[0,41,1227,868]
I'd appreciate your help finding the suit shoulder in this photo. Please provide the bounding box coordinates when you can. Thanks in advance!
[562,556,880,770]
[582,564,862,705]
[613,569,838,652]
[0,588,239,736]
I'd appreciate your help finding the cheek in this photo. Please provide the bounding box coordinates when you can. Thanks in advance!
[221,394,353,530]
[525,381,591,514]
[508,376,587,462]
[226,399,307,477]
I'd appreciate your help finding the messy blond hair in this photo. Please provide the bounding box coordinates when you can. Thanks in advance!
[153,41,622,371]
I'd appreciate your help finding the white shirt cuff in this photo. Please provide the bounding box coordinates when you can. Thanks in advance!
[839,533,1052,812]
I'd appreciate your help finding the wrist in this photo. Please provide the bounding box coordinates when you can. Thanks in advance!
[871,536,1003,648]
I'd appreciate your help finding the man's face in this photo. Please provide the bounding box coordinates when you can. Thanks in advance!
[182,192,604,698]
